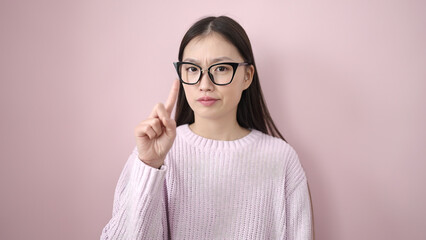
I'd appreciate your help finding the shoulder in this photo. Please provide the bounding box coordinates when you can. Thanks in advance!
[251,129,298,158]
[252,130,304,172]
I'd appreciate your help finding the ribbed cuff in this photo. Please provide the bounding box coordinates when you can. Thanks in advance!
[129,155,167,197]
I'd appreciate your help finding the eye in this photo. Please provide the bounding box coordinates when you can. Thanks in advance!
[186,66,199,73]
[214,65,231,72]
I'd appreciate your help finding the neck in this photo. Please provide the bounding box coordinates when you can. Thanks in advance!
[189,115,250,141]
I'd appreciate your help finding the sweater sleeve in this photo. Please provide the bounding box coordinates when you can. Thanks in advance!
[285,147,313,240]
[100,147,169,240]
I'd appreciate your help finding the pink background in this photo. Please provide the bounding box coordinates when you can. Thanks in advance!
[1,0,425,239]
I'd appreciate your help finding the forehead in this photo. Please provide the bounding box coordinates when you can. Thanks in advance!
[182,33,242,62]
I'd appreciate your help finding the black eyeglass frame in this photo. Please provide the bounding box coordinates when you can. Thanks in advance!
[173,62,250,86]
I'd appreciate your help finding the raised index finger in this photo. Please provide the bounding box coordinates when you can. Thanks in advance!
[165,79,180,114]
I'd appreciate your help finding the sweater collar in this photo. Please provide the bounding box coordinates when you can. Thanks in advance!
[177,124,262,150]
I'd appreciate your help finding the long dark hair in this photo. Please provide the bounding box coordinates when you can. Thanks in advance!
[175,16,286,142]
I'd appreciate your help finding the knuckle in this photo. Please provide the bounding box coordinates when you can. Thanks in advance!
[134,125,145,135]
[151,119,161,128]
[141,124,150,133]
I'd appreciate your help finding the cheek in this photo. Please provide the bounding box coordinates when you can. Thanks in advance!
[182,85,196,106]
[183,84,195,95]
[223,88,244,106]
[233,73,249,92]
[226,76,246,104]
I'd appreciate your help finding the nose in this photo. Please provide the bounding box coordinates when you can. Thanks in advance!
[198,70,214,92]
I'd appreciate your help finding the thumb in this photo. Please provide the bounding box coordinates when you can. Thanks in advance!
[161,117,176,136]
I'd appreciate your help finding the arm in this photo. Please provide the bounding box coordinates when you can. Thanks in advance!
[101,80,178,239]
[100,147,168,240]
[285,179,313,240]
[284,147,313,240]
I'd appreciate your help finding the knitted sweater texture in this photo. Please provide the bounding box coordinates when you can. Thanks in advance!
[101,124,312,239]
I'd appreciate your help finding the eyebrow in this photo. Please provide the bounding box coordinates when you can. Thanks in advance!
[182,57,235,64]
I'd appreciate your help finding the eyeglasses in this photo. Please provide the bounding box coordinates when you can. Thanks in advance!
[173,62,250,86]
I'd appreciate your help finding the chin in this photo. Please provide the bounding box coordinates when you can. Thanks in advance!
[193,111,220,120]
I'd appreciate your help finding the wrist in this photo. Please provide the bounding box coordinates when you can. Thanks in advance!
[138,155,163,169]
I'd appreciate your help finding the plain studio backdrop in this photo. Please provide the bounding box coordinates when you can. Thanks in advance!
[1,0,425,239]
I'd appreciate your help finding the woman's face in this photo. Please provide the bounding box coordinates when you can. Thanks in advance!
[181,33,254,123]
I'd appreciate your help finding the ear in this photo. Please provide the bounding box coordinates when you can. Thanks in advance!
[243,64,255,90]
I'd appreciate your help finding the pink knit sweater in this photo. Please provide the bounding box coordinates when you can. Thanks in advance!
[101,124,312,239]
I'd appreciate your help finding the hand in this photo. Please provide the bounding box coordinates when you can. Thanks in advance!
[134,79,180,169]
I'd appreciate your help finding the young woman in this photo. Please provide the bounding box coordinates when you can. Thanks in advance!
[101,16,313,239]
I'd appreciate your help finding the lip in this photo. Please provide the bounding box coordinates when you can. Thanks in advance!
[197,96,219,106]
